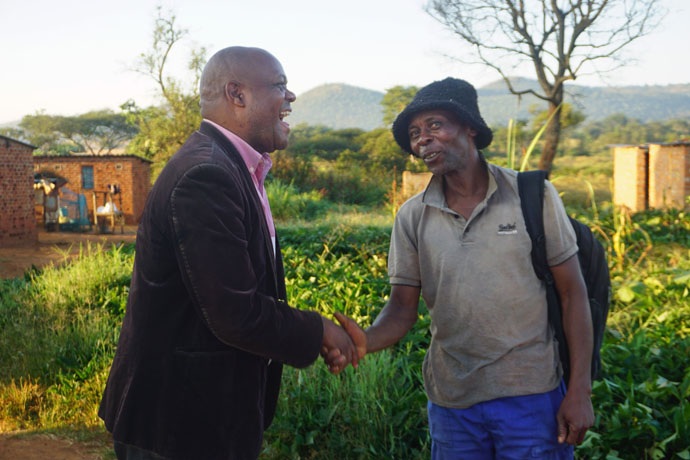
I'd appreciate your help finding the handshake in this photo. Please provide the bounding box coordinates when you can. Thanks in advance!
[320,312,368,374]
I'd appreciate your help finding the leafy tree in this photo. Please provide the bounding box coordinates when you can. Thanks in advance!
[287,124,332,145]
[378,87,430,173]
[17,111,62,153]
[0,127,27,143]
[15,110,136,155]
[270,150,316,190]
[347,128,408,173]
[381,86,419,126]
[57,110,137,155]
[124,7,206,178]
[289,132,364,161]
[284,125,365,161]
[530,103,584,133]
[560,115,690,156]
[426,0,663,171]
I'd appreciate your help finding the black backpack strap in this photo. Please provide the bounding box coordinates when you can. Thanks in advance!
[517,170,571,385]
[517,170,552,285]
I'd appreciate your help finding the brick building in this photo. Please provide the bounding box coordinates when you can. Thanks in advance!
[0,135,38,245]
[33,154,151,224]
[613,142,690,212]
[612,145,648,212]
[402,170,432,198]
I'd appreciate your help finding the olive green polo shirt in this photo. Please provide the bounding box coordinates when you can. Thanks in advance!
[389,163,577,409]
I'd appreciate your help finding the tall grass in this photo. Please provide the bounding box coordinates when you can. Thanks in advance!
[265,351,429,460]
[0,243,133,433]
[265,223,431,459]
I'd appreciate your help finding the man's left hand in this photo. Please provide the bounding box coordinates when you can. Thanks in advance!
[557,385,594,445]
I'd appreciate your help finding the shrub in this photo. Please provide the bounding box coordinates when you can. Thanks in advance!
[266,180,331,221]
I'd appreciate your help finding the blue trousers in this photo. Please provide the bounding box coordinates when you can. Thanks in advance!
[427,382,574,460]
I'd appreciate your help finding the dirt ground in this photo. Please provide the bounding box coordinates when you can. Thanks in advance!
[0,226,137,280]
[0,228,135,458]
[0,434,106,460]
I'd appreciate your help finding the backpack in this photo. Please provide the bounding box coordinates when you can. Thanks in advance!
[517,170,611,387]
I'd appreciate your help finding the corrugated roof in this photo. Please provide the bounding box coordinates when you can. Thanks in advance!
[0,134,37,150]
[608,141,690,148]
[33,153,152,163]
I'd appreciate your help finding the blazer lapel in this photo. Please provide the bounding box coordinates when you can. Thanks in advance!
[198,122,282,300]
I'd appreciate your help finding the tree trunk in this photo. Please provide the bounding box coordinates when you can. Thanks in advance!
[538,99,562,172]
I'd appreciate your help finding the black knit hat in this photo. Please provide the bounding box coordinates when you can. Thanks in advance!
[392,77,493,154]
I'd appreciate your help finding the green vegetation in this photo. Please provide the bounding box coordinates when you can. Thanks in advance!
[0,243,132,445]
[270,124,411,207]
[266,180,330,221]
[488,114,690,161]
[2,192,689,458]
[269,98,688,209]
[3,110,137,156]
[122,7,206,180]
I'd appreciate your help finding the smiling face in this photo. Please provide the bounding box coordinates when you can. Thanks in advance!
[241,51,296,153]
[407,109,478,176]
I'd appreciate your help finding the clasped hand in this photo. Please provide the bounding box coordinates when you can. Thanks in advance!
[320,312,367,374]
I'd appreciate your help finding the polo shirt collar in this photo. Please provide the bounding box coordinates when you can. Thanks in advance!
[422,161,498,215]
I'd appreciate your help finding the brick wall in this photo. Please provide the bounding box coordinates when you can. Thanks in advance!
[613,145,648,212]
[33,155,151,224]
[648,143,690,210]
[612,142,690,211]
[0,136,37,245]
[402,171,432,198]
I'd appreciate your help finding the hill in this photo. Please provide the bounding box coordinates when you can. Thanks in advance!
[292,79,690,130]
[290,83,384,131]
[0,120,21,129]
[476,79,690,125]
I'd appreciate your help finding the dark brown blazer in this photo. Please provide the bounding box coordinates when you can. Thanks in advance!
[99,122,324,460]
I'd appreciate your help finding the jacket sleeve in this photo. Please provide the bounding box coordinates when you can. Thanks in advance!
[169,162,323,368]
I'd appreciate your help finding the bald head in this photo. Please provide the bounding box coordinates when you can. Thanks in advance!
[200,46,276,119]
[199,46,296,153]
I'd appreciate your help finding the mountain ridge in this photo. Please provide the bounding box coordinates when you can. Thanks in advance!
[4,79,688,132]
[291,79,690,130]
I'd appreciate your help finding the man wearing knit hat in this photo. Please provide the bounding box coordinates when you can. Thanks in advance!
[334,78,594,459]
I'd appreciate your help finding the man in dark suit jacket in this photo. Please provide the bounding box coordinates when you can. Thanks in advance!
[99,46,356,460]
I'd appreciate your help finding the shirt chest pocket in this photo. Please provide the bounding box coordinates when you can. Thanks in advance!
[465,214,533,273]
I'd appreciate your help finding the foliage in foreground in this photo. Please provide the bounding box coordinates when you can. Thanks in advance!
[1,209,689,459]
[0,243,133,434]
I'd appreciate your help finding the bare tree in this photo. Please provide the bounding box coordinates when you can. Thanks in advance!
[426,0,663,171]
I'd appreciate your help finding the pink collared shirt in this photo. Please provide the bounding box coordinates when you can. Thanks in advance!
[204,119,276,254]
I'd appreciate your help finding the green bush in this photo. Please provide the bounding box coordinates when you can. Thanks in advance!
[312,166,388,206]
[270,150,316,190]
[266,180,331,221]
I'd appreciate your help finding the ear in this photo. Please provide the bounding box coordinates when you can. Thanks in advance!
[225,81,245,107]
[467,126,477,138]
